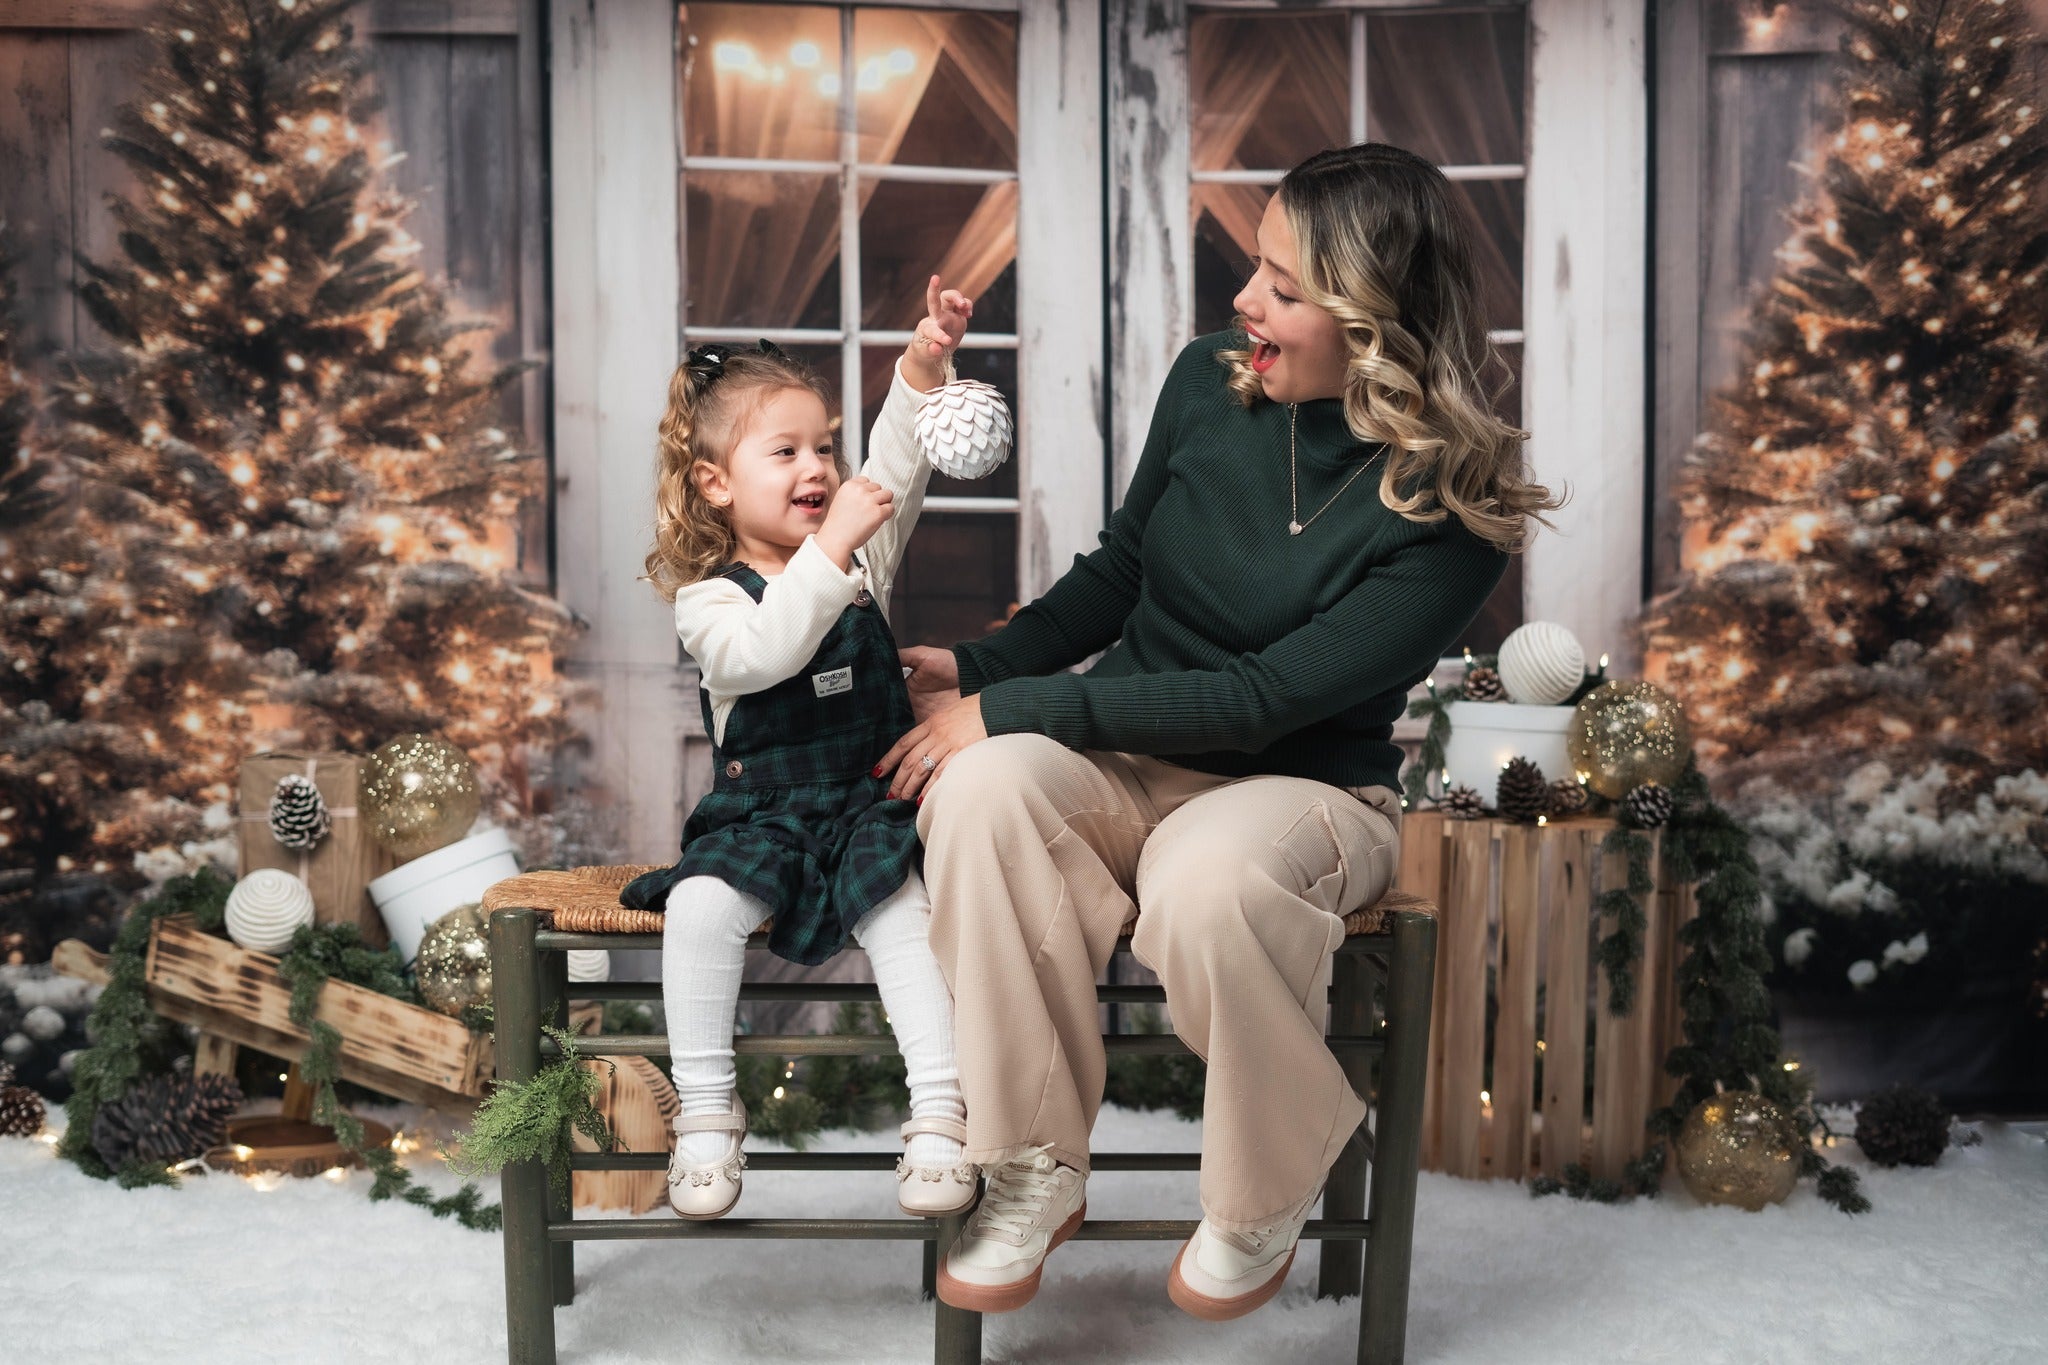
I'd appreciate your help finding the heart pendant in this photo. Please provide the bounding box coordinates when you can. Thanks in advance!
[1288,521,1303,536]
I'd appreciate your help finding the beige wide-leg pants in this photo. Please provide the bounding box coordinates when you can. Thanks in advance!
[916,733,1401,1232]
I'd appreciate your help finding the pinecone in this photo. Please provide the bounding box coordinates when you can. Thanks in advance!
[268,773,332,850]
[1622,781,1674,829]
[1548,778,1589,817]
[1442,784,1487,820]
[1461,665,1505,702]
[1495,757,1549,823]
[89,1073,243,1170]
[0,1062,45,1138]
[1854,1085,1951,1168]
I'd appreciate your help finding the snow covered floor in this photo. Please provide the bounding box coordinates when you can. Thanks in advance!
[3,1105,2043,1365]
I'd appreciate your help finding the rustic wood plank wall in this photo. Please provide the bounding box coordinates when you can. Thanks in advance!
[1650,0,2048,593]
[0,0,549,581]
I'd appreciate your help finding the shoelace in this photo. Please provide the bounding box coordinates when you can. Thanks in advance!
[969,1149,1066,1246]
[1213,1220,1282,1257]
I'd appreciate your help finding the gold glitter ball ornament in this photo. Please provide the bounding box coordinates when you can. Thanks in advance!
[1675,1091,1803,1210]
[415,902,492,1017]
[360,733,481,860]
[1565,680,1693,800]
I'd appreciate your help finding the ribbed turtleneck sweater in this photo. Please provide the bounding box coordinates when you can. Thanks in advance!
[954,330,1509,794]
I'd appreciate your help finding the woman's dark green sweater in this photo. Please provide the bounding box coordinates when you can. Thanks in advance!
[954,331,1509,794]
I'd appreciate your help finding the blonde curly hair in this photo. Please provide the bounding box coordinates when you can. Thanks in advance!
[1219,144,1562,552]
[643,347,836,602]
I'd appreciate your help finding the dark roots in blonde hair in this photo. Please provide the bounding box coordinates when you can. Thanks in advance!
[644,349,835,602]
[1218,143,1563,552]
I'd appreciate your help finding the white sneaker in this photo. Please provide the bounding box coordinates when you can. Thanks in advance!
[935,1146,1086,1313]
[1167,1184,1321,1321]
[666,1095,746,1220]
[896,1115,979,1217]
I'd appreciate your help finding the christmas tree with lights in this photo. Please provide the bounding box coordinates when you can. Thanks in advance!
[1645,0,2046,802]
[0,0,577,882]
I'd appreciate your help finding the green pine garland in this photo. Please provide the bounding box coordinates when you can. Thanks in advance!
[275,924,503,1229]
[445,1024,615,1197]
[1596,825,1656,1016]
[1652,759,1868,1214]
[739,1002,910,1149]
[59,869,234,1176]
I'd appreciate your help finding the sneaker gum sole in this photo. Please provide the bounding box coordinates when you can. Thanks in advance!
[1165,1242,1297,1322]
[934,1202,1086,1314]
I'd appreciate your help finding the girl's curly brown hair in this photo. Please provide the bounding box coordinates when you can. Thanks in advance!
[643,348,836,602]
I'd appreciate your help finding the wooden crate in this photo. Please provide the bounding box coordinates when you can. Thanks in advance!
[1393,812,1697,1183]
[144,916,493,1108]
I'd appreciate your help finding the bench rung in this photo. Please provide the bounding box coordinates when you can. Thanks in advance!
[569,1150,1209,1173]
[545,1216,1372,1243]
[533,929,1398,957]
[546,1032,1385,1059]
[564,981,1191,1006]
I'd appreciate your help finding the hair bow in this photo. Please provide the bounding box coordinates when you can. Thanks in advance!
[686,338,789,390]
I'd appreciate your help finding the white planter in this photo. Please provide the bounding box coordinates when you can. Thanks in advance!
[368,827,522,965]
[1441,700,1576,798]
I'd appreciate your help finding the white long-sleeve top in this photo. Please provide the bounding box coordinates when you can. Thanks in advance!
[675,360,934,745]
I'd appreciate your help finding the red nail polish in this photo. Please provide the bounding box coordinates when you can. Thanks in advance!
[872,765,884,777]
[916,796,924,807]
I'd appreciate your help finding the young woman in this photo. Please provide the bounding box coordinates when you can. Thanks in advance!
[877,144,1561,1318]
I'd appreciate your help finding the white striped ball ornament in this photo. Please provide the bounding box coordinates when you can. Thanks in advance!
[223,868,318,954]
[1495,621,1588,706]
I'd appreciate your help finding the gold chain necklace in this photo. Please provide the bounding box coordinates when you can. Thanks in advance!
[1287,403,1378,536]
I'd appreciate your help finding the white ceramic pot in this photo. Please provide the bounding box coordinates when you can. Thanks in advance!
[1441,700,1576,798]
[368,827,522,964]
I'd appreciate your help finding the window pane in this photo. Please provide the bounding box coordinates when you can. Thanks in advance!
[1190,10,1349,173]
[862,346,1019,501]
[857,179,1018,333]
[681,3,841,162]
[889,513,1019,649]
[1366,12,1526,166]
[1449,178,1523,333]
[684,171,840,328]
[1191,183,1269,337]
[856,8,1017,170]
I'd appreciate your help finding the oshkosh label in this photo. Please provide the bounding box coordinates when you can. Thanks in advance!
[812,666,853,698]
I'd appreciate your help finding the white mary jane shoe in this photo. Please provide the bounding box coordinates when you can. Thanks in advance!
[895,1115,979,1217]
[666,1095,747,1220]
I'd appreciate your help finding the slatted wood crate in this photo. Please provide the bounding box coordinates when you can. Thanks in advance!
[144,915,493,1107]
[1393,811,1698,1183]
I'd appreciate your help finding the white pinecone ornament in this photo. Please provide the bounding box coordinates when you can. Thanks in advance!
[268,773,331,851]
[914,379,1013,481]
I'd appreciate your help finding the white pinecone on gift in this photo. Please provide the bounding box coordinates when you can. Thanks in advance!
[914,379,1013,481]
[267,773,332,850]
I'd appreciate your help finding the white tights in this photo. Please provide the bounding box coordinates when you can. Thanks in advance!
[661,873,965,1167]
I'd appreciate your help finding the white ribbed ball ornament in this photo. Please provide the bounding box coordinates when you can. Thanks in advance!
[223,868,317,954]
[566,950,611,983]
[1495,621,1588,706]
[914,379,1013,481]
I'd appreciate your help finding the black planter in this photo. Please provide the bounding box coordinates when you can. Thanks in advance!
[1773,982,2047,1112]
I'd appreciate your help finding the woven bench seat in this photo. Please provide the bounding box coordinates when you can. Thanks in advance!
[487,864,1438,1365]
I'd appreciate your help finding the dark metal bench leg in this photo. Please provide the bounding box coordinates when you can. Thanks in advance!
[921,1234,939,1301]
[932,1209,981,1365]
[492,908,558,1365]
[541,947,576,1307]
[1359,910,1437,1365]
[1319,950,1373,1300]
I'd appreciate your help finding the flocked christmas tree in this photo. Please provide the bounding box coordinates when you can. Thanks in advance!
[0,0,578,880]
[1644,0,2046,802]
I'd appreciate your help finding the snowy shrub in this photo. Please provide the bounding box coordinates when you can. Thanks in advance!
[1736,762,2047,999]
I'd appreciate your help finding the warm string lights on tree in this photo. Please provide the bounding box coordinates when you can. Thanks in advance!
[1644,0,2046,801]
[0,0,578,880]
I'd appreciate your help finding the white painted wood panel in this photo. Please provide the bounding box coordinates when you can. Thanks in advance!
[548,0,693,866]
[1018,0,1108,586]
[1522,0,1648,669]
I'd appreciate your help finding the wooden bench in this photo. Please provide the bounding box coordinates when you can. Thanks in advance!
[485,867,1438,1365]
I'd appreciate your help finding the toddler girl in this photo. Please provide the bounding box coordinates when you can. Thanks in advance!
[624,279,981,1221]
